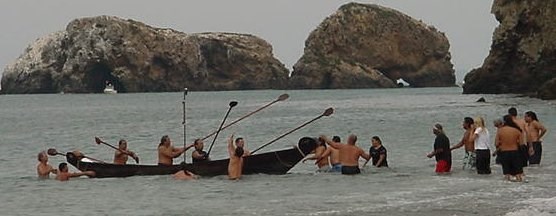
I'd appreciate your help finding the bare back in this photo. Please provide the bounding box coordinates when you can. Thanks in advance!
[338,144,368,167]
[496,126,521,151]
[515,118,527,144]
[329,148,340,165]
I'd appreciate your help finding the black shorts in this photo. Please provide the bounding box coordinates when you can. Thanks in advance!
[529,141,542,165]
[498,150,523,175]
[341,166,361,175]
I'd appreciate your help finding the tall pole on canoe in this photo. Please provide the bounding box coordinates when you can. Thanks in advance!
[251,107,334,155]
[201,93,289,141]
[182,88,188,163]
[206,101,239,157]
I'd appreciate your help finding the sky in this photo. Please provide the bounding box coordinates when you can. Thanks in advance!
[0,0,497,82]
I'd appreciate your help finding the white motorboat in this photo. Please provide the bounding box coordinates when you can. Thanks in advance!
[103,83,117,94]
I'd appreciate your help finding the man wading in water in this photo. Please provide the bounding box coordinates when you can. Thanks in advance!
[428,124,452,174]
[450,117,475,170]
[320,134,370,175]
[524,111,547,165]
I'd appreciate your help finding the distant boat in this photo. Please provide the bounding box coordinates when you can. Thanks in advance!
[103,83,117,94]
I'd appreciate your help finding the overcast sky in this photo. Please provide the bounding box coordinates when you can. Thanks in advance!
[0,0,497,82]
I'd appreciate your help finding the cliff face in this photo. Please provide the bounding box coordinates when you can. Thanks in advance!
[290,2,455,89]
[463,0,556,100]
[0,16,288,93]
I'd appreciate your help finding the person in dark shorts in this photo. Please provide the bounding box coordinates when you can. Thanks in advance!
[508,107,529,167]
[321,134,370,175]
[525,111,547,165]
[496,115,524,181]
[427,124,451,174]
[369,136,388,167]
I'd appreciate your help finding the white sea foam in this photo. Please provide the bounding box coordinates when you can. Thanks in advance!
[505,197,556,216]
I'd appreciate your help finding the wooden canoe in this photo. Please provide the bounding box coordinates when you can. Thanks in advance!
[66,137,317,178]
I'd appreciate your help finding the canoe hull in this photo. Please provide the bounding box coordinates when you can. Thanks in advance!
[66,137,317,178]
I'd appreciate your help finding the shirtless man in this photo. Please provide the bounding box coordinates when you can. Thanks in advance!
[37,151,57,179]
[320,136,342,172]
[320,134,370,175]
[235,137,251,156]
[228,134,244,180]
[157,135,194,166]
[450,117,475,170]
[509,107,530,167]
[496,115,524,181]
[191,139,209,163]
[302,138,330,172]
[525,111,548,165]
[113,139,139,165]
[55,163,95,181]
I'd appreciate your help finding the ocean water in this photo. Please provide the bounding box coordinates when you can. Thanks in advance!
[0,88,554,216]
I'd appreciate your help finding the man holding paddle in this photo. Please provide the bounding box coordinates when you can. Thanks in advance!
[320,134,370,175]
[158,135,194,166]
[114,139,139,165]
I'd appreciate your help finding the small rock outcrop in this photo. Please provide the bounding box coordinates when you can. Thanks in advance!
[463,0,556,100]
[290,2,455,89]
[1,16,288,93]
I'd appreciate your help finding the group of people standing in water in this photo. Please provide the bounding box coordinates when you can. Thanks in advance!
[428,107,548,182]
[302,135,388,175]
[37,106,546,182]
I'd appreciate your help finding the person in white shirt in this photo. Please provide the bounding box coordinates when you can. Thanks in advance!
[470,116,494,174]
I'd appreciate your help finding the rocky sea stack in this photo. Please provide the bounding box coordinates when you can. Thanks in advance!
[290,2,455,89]
[463,0,556,100]
[0,16,289,93]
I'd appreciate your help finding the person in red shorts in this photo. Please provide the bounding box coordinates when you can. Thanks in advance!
[427,123,452,173]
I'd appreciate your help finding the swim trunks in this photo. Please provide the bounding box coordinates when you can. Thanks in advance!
[462,151,476,170]
[518,144,529,167]
[499,150,523,175]
[435,160,451,173]
[529,141,542,165]
[330,163,342,172]
[341,166,360,175]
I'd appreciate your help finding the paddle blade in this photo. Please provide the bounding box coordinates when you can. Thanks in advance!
[47,148,58,156]
[322,107,334,116]
[94,137,102,145]
[229,101,238,107]
[277,93,289,101]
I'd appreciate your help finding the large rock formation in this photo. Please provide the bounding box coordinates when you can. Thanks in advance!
[463,0,556,100]
[290,3,455,89]
[1,16,288,93]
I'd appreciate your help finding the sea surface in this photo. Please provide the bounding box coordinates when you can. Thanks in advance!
[0,88,555,216]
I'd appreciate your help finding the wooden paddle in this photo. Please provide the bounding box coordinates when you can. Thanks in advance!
[201,94,289,141]
[47,148,106,163]
[206,101,239,157]
[251,107,334,155]
[94,137,139,163]
[182,88,188,163]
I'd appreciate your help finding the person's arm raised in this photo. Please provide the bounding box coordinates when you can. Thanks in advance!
[320,135,341,149]
[227,134,235,156]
